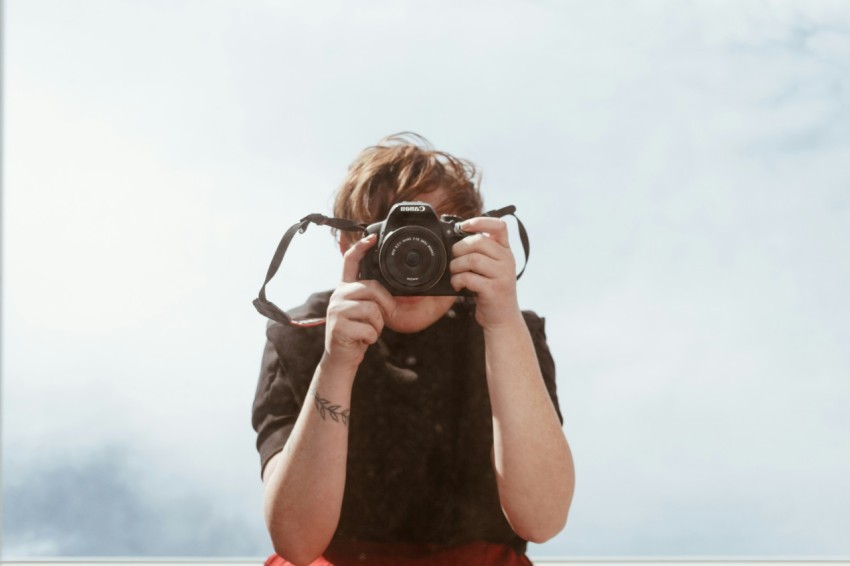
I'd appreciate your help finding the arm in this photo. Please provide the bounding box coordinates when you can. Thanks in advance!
[262,234,396,565]
[262,358,355,565]
[483,314,574,542]
[451,217,575,543]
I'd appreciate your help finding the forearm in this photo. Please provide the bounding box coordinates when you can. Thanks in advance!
[484,313,575,543]
[263,357,354,564]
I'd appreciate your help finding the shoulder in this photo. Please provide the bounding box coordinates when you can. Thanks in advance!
[266,290,332,351]
[519,309,554,376]
[456,298,548,338]
[520,309,547,337]
[285,290,332,321]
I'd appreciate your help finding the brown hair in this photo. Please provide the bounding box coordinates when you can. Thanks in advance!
[333,132,483,243]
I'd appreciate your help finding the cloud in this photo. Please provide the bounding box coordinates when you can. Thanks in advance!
[4,0,850,559]
[2,445,269,558]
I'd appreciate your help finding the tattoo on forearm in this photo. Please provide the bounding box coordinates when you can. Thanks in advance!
[311,386,350,426]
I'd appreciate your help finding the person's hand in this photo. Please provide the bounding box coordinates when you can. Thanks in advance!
[324,234,397,375]
[450,217,523,330]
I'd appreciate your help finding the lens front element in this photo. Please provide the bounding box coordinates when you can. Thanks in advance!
[380,227,447,293]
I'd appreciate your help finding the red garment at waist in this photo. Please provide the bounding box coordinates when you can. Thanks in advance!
[265,539,533,566]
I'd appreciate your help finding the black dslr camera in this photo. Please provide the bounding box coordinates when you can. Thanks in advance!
[359,201,470,296]
[253,201,526,325]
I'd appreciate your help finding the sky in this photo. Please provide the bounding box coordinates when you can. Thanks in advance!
[3,0,850,559]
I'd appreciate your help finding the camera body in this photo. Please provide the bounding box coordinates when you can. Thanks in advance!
[359,201,470,296]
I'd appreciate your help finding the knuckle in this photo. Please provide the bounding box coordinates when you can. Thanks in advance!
[366,302,382,320]
[326,300,342,316]
[335,281,354,296]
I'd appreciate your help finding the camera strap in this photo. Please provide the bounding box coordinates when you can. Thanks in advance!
[253,207,530,326]
[482,205,530,279]
[253,214,367,327]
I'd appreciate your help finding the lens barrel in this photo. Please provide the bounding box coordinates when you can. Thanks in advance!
[379,226,447,293]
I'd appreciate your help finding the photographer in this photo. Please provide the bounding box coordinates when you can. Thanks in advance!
[252,133,575,565]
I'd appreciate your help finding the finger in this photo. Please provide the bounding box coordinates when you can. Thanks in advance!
[339,299,385,335]
[342,234,377,283]
[335,320,380,346]
[340,280,398,323]
[450,253,501,279]
[450,271,491,294]
[453,233,511,261]
[459,217,510,247]
[356,280,398,323]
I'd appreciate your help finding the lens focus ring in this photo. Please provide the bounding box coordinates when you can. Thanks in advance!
[379,226,446,293]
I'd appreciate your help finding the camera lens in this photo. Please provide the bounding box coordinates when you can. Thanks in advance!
[405,250,422,267]
[379,227,446,293]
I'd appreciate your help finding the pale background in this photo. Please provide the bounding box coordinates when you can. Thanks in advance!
[3,0,850,559]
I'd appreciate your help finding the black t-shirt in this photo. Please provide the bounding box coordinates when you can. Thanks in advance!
[252,291,561,555]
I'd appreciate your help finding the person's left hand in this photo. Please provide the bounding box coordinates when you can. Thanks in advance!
[450,217,523,330]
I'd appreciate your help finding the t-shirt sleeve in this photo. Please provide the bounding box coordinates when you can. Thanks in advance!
[251,292,331,479]
[251,322,302,479]
[522,311,563,424]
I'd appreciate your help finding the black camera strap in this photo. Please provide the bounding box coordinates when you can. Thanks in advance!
[253,207,530,326]
[482,205,530,279]
[253,214,367,326]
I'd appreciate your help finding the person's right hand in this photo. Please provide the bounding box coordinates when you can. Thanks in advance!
[323,234,397,375]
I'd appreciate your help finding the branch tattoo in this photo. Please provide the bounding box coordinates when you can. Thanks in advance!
[311,386,350,426]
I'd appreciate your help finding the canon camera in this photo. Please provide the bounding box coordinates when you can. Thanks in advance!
[359,201,470,296]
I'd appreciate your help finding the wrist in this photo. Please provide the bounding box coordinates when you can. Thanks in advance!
[317,351,360,385]
[480,307,526,335]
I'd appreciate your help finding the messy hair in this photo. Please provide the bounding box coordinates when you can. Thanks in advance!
[333,132,483,242]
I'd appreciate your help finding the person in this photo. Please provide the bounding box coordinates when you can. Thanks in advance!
[252,133,575,566]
